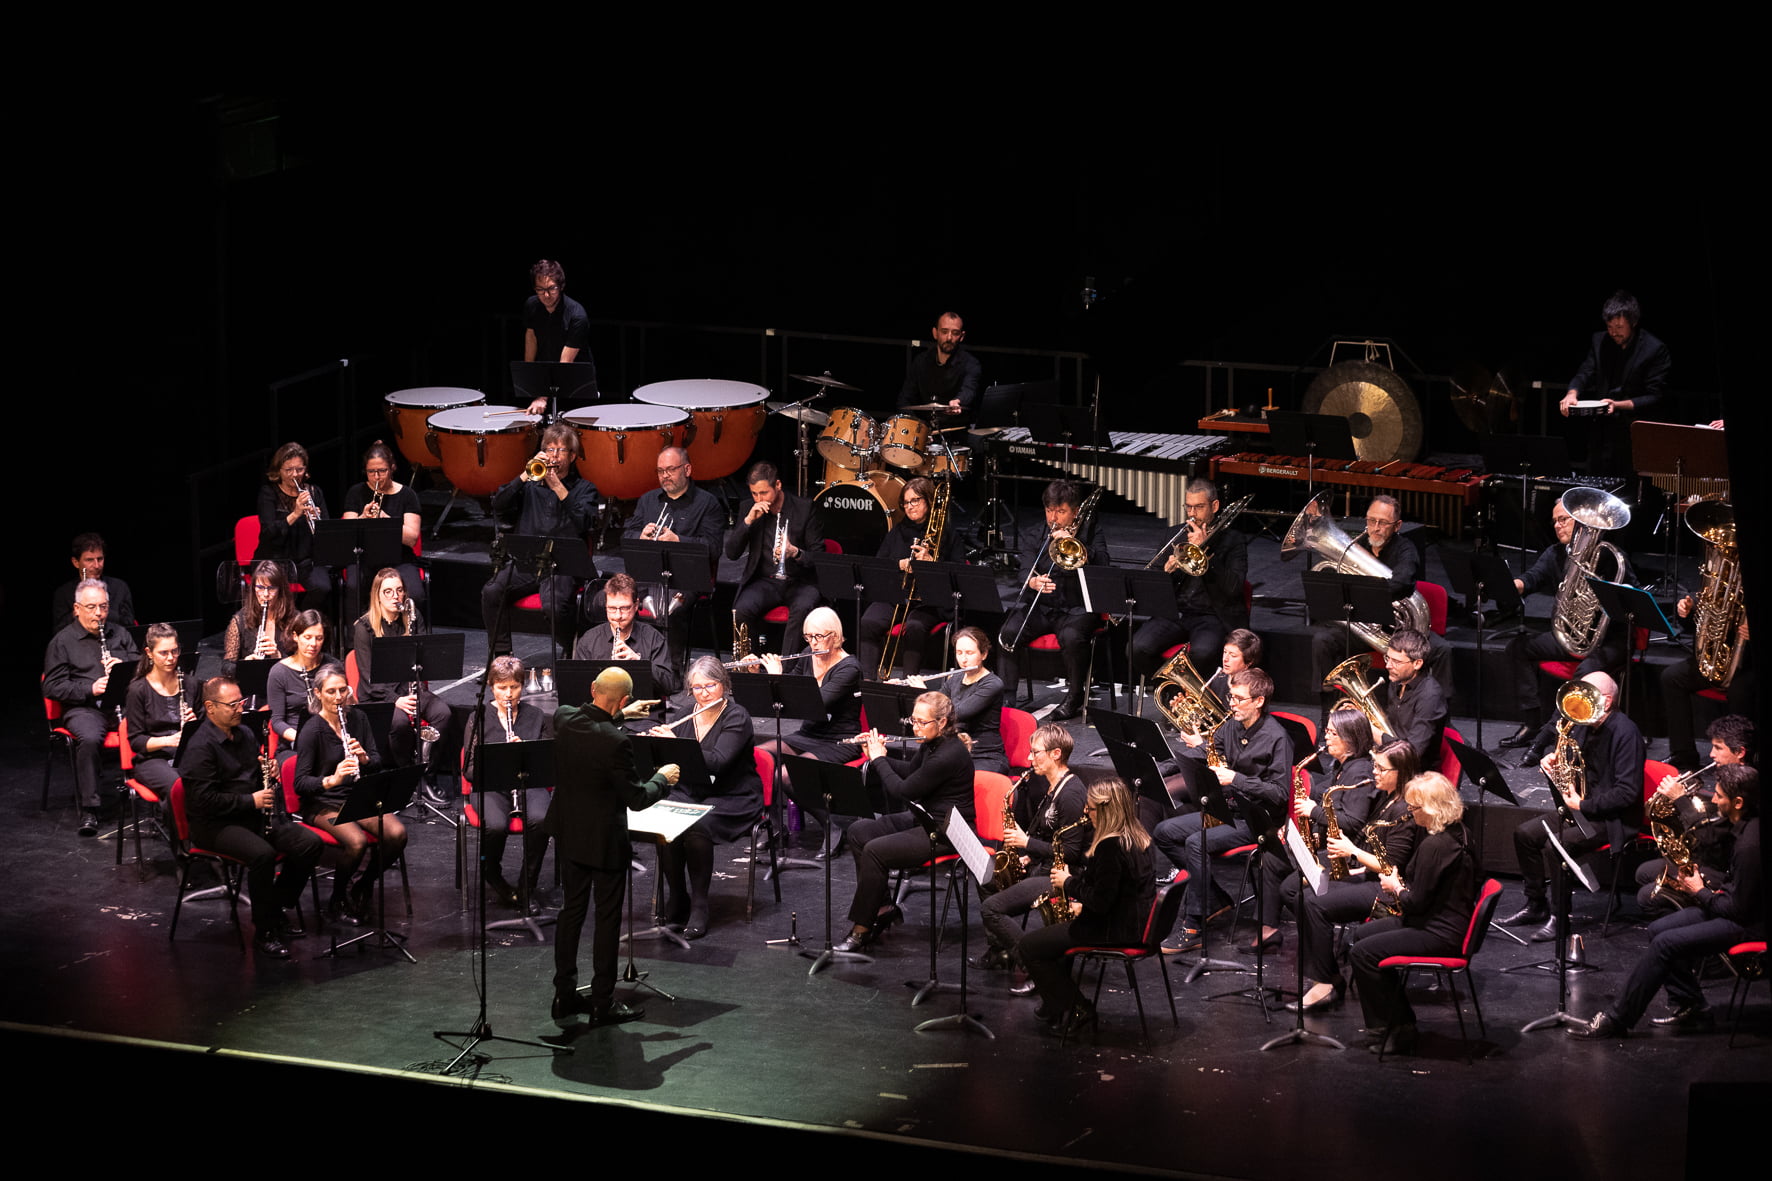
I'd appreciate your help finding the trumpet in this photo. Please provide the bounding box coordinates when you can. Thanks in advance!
[771,511,790,579]
[300,483,321,532]
[525,454,551,480]
[366,486,385,517]
[648,504,674,540]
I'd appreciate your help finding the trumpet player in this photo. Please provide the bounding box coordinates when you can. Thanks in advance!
[44,579,140,838]
[725,462,826,658]
[481,423,598,658]
[1130,478,1248,692]
[464,656,555,912]
[1499,497,1633,753]
[973,723,1087,981]
[1501,671,1644,942]
[1633,715,1753,918]
[572,572,679,703]
[254,441,334,613]
[1572,765,1759,1039]
[617,445,724,624]
[998,480,1109,722]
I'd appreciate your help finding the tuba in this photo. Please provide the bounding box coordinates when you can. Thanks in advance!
[1323,654,1400,744]
[1280,493,1429,651]
[1151,648,1226,738]
[1686,499,1744,688]
[1551,486,1632,659]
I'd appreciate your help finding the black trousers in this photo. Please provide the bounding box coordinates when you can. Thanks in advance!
[846,811,938,927]
[473,789,552,882]
[858,601,946,680]
[59,706,114,808]
[1348,916,1460,1030]
[192,818,324,931]
[554,858,625,1007]
[1130,613,1224,682]
[1609,907,1746,1028]
[1659,653,1754,770]
[733,578,822,654]
[1505,628,1625,728]
[482,565,578,657]
[996,605,1097,704]
[1512,810,1608,907]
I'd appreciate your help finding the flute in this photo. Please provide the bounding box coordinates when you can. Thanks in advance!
[658,700,723,733]
[723,649,830,670]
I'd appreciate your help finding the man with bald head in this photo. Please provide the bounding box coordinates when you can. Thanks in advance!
[542,667,680,1026]
[1502,670,1646,942]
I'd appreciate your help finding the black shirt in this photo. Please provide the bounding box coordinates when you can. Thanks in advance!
[897,346,982,413]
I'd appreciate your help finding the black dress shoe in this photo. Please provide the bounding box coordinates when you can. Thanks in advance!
[1242,931,1283,954]
[1568,1011,1625,1040]
[485,874,520,908]
[969,947,1012,971]
[592,1000,645,1025]
[1498,724,1535,749]
[873,903,904,933]
[1369,1023,1417,1054]
[1059,1000,1097,1037]
[326,899,363,926]
[1527,919,1560,943]
[254,934,290,959]
[551,992,587,1028]
[833,925,874,953]
[1052,698,1086,722]
[78,811,100,837]
[1517,749,1546,769]
[1650,1003,1714,1028]
[1500,904,1549,927]
[1285,986,1343,1013]
[279,910,307,939]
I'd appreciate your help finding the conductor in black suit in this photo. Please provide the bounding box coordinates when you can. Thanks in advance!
[541,666,679,1026]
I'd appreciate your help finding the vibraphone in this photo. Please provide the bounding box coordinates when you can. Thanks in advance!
[1209,451,1486,537]
[988,427,1228,527]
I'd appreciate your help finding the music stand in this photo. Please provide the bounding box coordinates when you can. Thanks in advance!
[1301,570,1395,669]
[1514,821,1604,1028]
[807,553,905,653]
[1261,822,1344,1054]
[729,673,830,877]
[1441,548,1522,747]
[509,359,599,419]
[313,517,403,630]
[780,756,878,975]
[1081,567,1180,716]
[1266,411,1356,495]
[128,619,203,674]
[1586,577,1676,717]
[907,560,1003,669]
[909,807,996,1040]
[554,660,658,712]
[1444,738,1523,944]
[859,681,924,742]
[623,537,715,654]
[232,656,273,711]
[324,763,423,962]
[1165,753,1245,984]
[628,735,715,952]
[1022,401,1107,470]
[503,534,599,672]
[1203,798,1284,1017]
[1632,421,1730,595]
[476,738,559,941]
[968,382,1035,560]
[1091,707,1183,820]
[1484,434,1575,566]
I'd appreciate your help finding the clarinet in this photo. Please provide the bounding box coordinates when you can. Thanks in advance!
[496,703,524,820]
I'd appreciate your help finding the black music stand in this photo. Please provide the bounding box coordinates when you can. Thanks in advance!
[1513,822,1604,1029]
[605,796,713,1006]
[1441,548,1523,747]
[1261,822,1345,1054]
[127,619,203,674]
[372,631,465,692]
[509,359,599,419]
[232,656,273,712]
[555,660,659,713]
[324,763,423,963]
[907,560,1002,669]
[909,807,995,1040]
[628,735,715,952]
[1484,434,1576,565]
[807,553,905,654]
[623,537,714,660]
[1079,566,1180,718]
[475,738,559,942]
[781,756,878,975]
[1444,738,1523,945]
[729,673,830,878]
[1586,577,1677,717]
[1090,708,1183,819]
[1203,798,1284,1018]
[1632,421,1730,596]
[1022,402,1107,470]
[968,382,1033,562]
[1266,411,1356,495]
[1165,753,1246,984]
[313,517,403,630]
[860,681,924,742]
[1301,570,1395,668]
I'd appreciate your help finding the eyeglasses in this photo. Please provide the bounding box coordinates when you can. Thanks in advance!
[1365,517,1397,528]
[534,284,560,296]
[804,631,835,643]
[212,697,246,710]
[902,496,926,506]
[75,601,109,612]
[689,682,721,694]
[1382,652,1415,665]
[1227,692,1253,704]
[656,462,688,476]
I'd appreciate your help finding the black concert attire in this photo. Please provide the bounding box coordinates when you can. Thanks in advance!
[1131,517,1248,682]
[1375,672,1450,773]
[1257,751,1376,932]
[1307,531,1451,690]
[571,619,680,701]
[779,651,865,764]
[481,470,600,656]
[846,732,976,928]
[177,717,323,934]
[352,611,453,769]
[1566,327,1670,476]
[981,769,1087,955]
[52,575,134,632]
[43,621,140,810]
[724,494,827,653]
[266,660,321,750]
[857,512,960,681]
[1660,651,1756,773]
[1019,835,1158,1017]
[525,293,596,386]
[1297,789,1419,987]
[1154,709,1292,926]
[123,674,200,797]
[294,706,402,904]
[1505,542,1632,734]
[658,699,761,932]
[897,345,982,415]
[1603,816,1760,1029]
[541,702,670,1012]
[615,482,726,649]
[1348,820,1477,1033]
[1511,711,1645,911]
[255,483,334,613]
[1635,791,1732,917]
[933,669,1008,774]
[340,482,426,618]
[222,605,295,678]
[464,701,555,894]
[997,513,1110,714]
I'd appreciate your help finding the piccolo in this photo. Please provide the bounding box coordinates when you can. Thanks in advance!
[723,649,831,670]
[658,700,723,732]
[890,666,974,685]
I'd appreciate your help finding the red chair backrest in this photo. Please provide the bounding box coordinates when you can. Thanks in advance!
[1415,581,1449,636]
[169,778,192,841]
[1439,726,1464,784]
[234,515,261,566]
[753,747,775,806]
[973,771,1012,843]
[1272,710,1319,749]
[1001,707,1038,768]
[118,717,136,773]
[280,751,303,815]
[823,539,843,555]
[1643,760,1679,806]
[1461,878,1504,958]
[345,650,361,693]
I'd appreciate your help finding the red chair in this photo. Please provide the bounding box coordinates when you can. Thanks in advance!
[457,753,550,938]
[1001,707,1038,769]
[1438,725,1465,784]
[1415,580,1449,636]
[1271,710,1319,754]
[1600,758,1677,935]
[233,516,307,597]
[1725,941,1768,1048]
[756,539,845,654]
[167,778,248,950]
[42,678,121,812]
[287,753,411,921]
[1063,878,1187,1045]
[116,718,172,879]
[746,747,782,922]
[1375,878,1504,1064]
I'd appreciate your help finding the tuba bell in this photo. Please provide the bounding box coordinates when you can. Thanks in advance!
[1323,653,1400,744]
[1280,493,1429,651]
[1550,486,1631,659]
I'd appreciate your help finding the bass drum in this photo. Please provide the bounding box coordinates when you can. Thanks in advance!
[814,470,906,557]
[426,405,539,497]
[562,404,688,500]
[632,379,768,481]
[385,387,485,472]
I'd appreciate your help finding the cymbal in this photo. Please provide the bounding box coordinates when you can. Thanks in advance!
[1302,360,1423,463]
[790,372,862,392]
[900,402,953,413]
[968,425,1008,436]
[1449,363,1520,434]
[767,401,830,427]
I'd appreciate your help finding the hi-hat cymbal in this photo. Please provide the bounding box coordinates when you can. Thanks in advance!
[767,401,831,427]
[1302,360,1423,463]
[790,372,862,392]
[900,402,956,413]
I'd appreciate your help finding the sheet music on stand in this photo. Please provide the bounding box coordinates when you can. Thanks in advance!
[1283,822,1329,896]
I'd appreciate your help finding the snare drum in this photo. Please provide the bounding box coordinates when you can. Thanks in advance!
[816,406,877,470]
[563,404,688,500]
[926,445,970,477]
[814,471,906,557]
[426,405,539,497]
[385,387,485,471]
[879,414,930,470]
[632,380,769,481]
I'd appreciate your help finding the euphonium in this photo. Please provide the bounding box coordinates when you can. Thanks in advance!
[1170,494,1254,577]
[1035,816,1091,925]
[1645,761,1718,908]
[990,768,1037,891]
[1685,499,1743,688]
[1551,486,1632,659]
[1280,493,1429,650]
[1322,654,1400,743]
[1151,648,1226,737]
[1545,679,1604,823]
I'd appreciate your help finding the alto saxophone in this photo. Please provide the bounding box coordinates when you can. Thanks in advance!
[990,767,1036,891]
[1364,810,1410,919]
[1199,713,1231,829]
[1035,816,1092,925]
[1288,750,1320,852]
[1322,782,1362,880]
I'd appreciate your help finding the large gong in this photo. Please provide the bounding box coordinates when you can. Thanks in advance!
[1302,361,1423,463]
